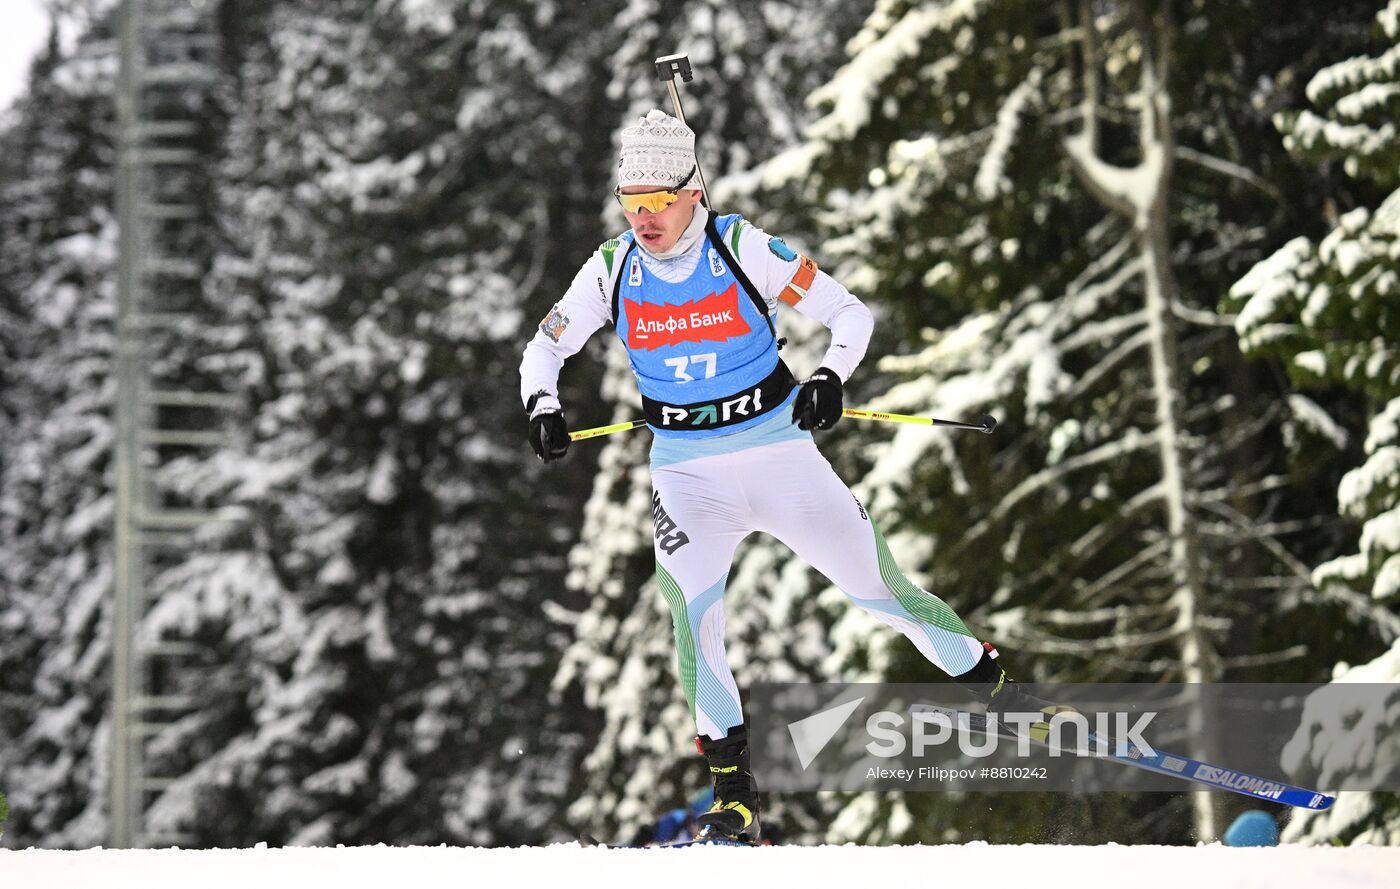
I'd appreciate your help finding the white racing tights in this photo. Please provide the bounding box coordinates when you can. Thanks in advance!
[650,436,986,740]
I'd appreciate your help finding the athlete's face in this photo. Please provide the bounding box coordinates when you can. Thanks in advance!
[620,186,703,253]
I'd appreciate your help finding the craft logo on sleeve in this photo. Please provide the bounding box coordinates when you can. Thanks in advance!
[539,304,570,342]
[625,283,752,349]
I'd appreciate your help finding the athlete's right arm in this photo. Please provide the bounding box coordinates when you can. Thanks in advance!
[519,249,616,415]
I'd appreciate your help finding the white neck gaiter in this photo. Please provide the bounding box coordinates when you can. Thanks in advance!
[640,204,709,261]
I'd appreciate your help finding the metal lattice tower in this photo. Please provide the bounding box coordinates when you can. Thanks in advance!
[113,0,231,849]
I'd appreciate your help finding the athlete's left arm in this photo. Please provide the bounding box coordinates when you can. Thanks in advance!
[732,221,873,382]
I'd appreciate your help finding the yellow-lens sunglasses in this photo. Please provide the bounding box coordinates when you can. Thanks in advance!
[614,166,696,214]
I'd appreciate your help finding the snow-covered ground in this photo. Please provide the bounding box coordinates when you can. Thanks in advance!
[2,842,1396,889]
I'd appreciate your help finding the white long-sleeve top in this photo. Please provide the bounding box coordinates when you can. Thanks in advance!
[519,208,873,415]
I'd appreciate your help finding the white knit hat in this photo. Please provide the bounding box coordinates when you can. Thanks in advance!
[617,109,700,190]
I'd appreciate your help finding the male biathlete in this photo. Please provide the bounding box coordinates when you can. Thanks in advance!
[521,110,1036,843]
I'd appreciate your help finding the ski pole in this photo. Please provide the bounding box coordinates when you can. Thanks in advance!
[569,419,647,442]
[654,52,712,209]
[569,410,996,442]
[842,408,997,434]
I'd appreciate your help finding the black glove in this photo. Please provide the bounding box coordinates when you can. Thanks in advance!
[792,366,843,431]
[527,392,570,463]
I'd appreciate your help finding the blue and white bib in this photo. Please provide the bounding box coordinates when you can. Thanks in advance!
[612,214,792,440]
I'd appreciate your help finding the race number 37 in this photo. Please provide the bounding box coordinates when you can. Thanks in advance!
[664,352,717,383]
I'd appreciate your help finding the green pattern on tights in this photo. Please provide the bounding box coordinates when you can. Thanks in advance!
[872,523,974,637]
[656,562,698,717]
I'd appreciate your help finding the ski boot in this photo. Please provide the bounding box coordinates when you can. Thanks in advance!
[952,643,1078,739]
[694,724,760,844]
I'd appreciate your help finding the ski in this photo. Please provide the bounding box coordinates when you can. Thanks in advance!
[916,704,1335,811]
[664,836,758,848]
[578,829,758,849]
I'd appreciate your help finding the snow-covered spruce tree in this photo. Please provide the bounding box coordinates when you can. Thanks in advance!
[720,0,1388,844]
[547,0,871,846]
[1229,0,1400,846]
[0,14,122,847]
[128,0,607,845]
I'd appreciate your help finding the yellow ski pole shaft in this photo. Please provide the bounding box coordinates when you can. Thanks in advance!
[567,410,995,442]
[568,418,647,442]
[842,408,997,434]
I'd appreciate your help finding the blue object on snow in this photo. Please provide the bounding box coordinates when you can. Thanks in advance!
[1224,810,1279,847]
[655,808,689,844]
